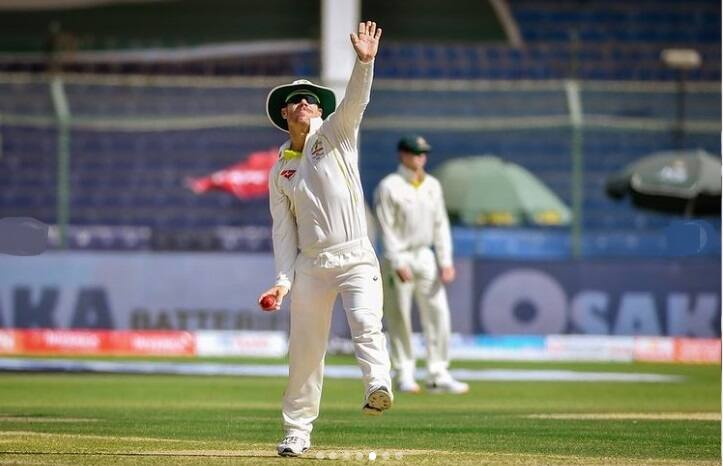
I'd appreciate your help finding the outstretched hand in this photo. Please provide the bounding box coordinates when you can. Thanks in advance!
[350,21,382,63]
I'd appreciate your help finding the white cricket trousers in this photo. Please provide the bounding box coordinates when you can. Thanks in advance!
[283,238,392,438]
[382,247,451,381]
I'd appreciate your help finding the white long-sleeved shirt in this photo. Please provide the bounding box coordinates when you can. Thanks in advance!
[374,164,453,270]
[269,59,374,290]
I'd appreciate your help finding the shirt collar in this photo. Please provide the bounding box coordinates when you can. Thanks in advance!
[282,149,303,160]
[309,116,323,134]
[282,117,323,160]
[397,164,426,187]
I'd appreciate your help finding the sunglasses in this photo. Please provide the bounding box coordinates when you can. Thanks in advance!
[285,93,320,106]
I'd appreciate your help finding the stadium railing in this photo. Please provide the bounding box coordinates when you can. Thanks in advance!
[0,72,719,255]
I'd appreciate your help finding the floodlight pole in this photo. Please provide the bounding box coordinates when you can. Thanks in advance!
[661,49,702,151]
[566,81,583,259]
[321,0,359,102]
[50,75,71,250]
[48,20,72,249]
[567,30,583,259]
[674,70,686,150]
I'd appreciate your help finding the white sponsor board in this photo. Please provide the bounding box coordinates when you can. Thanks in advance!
[196,330,288,357]
[633,336,676,361]
[408,333,637,362]
[546,335,635,362]
[0,330,15,352]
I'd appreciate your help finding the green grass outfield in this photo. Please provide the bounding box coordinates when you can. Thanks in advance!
[0,356,719,465]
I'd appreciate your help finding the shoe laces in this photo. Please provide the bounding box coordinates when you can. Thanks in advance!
[282,436,307,447]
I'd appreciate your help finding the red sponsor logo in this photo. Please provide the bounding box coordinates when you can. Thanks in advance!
[24,329,103,353]
[674,338,721,364]
[126,332,195,356]
[15,329,196,356]
[108,331,195,356]
[280,169,296,180]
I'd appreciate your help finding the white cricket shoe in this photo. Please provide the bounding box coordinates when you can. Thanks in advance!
[362,386,393,416]
[427,373,469,394]
[396,378,421,394]
[276,435,310,457]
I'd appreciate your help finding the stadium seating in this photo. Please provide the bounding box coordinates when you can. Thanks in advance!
[1,2,718,81]
[2,123,717,247]
[0,0,720,253]
[512,0,719,44]
[372,0,720,81]
[374,43,719,81]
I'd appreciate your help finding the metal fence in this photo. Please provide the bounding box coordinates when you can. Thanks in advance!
[0,72,719,253]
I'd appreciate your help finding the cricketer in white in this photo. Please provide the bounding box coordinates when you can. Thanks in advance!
[374,135,469,395]
[258,21,392,458]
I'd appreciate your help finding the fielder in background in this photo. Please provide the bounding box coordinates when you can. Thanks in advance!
[374,135,469,395]
[258,21,392,458]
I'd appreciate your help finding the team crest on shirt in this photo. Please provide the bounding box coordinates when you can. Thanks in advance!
[310,138,326,163]
[280,169,296,180]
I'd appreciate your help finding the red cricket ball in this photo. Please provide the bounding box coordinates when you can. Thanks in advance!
[259,294,277,311]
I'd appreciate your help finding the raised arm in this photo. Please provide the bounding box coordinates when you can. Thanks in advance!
[350,20,382,64]
[326,21,382,143]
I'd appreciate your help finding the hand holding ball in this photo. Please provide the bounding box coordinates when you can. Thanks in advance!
[258,285,287,312]
[259,294,277,311]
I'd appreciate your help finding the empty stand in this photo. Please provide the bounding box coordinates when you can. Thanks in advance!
[0,1,719,253]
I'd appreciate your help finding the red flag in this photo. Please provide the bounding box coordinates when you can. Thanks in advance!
[186,148,278,199]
